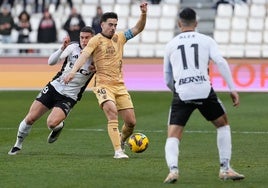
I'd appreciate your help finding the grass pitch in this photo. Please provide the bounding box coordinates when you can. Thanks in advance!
[0,91,267,188]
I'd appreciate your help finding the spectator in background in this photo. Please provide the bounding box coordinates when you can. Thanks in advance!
[0,4,14,53]
[212,0,247,10]
[63,7,85,42]
[0,0,14,8]
[91,6,103,34]
[55,0,73,11]
[15,10,32,53]
[212,0,233,10]
[37,9,57,43]
[149,0,161,4]
[35,0,46,13]
[23,0,46,13]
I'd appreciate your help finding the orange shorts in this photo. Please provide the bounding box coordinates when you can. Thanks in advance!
[92,84,134,110]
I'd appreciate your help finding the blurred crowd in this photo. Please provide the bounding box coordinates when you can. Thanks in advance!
[0,0,98,54]
[0,0,162,54]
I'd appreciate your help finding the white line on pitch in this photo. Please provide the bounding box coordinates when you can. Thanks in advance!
[0,127,267,134]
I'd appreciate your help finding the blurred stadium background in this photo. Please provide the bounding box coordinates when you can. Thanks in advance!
[0,0,268,91]
[1,0,268,58]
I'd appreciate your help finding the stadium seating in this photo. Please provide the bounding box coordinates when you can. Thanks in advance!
[216,4,233,17]
[233,3,249,17]
[215,17,231,30]
[214,1,268,58]
[4,0,268,58]
[213,30,230,44]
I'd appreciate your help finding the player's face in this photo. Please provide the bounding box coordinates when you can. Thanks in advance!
[101,18,117,38]
[79,32,93,48]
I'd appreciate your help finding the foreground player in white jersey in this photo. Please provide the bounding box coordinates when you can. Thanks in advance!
[163,8,245,183]
[8,26,95,155]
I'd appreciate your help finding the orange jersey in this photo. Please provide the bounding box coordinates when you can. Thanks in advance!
[82,32,127,85]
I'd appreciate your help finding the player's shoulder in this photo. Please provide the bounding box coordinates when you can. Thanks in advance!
[93,33,105,39]
[89,33,103,43]
[196,32,215,41]
[64,42,80,52]
[68,41,79,47]
[115,31,126,41]
[65,41,79,49]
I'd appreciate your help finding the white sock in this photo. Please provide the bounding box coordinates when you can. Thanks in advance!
[165,137,179,173]
[217,125,232,170]
[115,149,123,154]
[14,119,32,149]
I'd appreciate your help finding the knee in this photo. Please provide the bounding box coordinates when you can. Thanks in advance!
[25,115,36,125]
[212,114,228,128]
[125,118,136,128]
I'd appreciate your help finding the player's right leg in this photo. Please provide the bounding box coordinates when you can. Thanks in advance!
[103,104,128,159]
[163,126,182,184]
[8,100,49,155]
[163,93,192,183]
[94,87,129,158]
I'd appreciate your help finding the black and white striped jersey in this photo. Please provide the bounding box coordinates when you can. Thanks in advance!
[48,43,94,101]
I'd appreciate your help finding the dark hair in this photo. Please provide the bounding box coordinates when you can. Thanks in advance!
[80,26,95,35]
[179,7,196,22]
[100,12,118,23]
[18,10,31,21]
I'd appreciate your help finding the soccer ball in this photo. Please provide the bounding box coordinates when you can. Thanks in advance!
[128,133,149,153]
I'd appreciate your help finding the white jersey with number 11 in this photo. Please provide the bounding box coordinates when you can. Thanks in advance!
[164,31,235,101]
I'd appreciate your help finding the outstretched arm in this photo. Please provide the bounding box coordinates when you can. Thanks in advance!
[63,52,90,84]
[130,2,148,37]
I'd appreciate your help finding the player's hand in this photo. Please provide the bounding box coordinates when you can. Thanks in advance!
[61,36,71,50]
[140,2,148,13]
[89,63,96,72]
[230,91,239,107]
[64,72,75,84]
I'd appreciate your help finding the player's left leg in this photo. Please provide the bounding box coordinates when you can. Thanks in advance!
[212,116,245,181]
[47,93,76,144]
[47,107,67,143]
[202,91,245,181]
[117,89,135,149]
[119,108,136,147]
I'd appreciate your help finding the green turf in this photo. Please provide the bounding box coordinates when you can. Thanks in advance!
[0,91,267,188]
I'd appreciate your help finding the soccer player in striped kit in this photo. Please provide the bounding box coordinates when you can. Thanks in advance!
[8,26,95,155]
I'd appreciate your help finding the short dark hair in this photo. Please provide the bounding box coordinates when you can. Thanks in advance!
[18,10,31,21]
[179,7,196,24]
[100,12,118,23]
[80,26,95,35]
